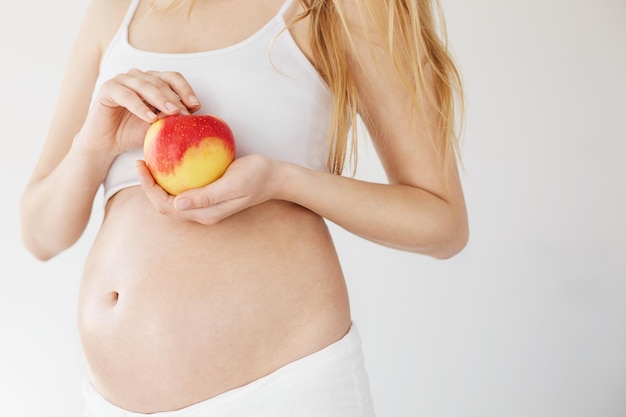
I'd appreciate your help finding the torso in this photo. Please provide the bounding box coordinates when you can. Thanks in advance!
[77,0,351,412]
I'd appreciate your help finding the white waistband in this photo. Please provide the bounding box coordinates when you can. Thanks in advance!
[83,323,376,417]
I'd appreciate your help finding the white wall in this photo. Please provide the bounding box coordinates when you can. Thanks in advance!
[1,1,624,416]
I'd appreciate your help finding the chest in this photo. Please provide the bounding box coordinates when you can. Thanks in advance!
[98,8,331,178]
[128,0,303,54]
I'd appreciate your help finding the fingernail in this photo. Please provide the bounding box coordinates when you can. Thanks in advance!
[189,95,200,106]
[146,110,158,121]
[165,102,178,112]
[175,198,191,210]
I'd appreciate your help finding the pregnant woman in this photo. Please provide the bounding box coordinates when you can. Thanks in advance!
[20,0,468,415]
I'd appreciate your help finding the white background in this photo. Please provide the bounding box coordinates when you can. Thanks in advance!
[1,1,625,416]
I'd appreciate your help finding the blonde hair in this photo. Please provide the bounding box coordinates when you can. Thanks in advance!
[293,0,465,175]
[154,0,464,175]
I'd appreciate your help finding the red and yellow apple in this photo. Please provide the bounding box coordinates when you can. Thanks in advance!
[143,114,236,196]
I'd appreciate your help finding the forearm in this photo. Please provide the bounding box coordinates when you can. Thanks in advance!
[279,162,469,258]
[21,139,113,260]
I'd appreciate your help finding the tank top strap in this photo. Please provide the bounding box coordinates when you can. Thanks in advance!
[276,0,296,20]
[121,0,141,30]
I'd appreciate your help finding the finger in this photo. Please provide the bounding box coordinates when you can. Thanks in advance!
[147,70,202,112]
[98,79,160,123]
[115,69,190,117]
[136,160,175,214]
[173,178,244,211]
[177,197,249,226]
[132,69,201,114]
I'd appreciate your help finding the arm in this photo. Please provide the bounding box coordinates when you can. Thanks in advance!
[135,0,468,259]
[137,66,467,258]
[309,30,469,258]
[137,141,466,259]
[20,0,198,261]
[310,1,468,257]
[279,161,467,259]
[20,0,112,261]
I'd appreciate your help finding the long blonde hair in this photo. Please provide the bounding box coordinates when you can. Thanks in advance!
[291,0,464,175]
[155,0,464,175]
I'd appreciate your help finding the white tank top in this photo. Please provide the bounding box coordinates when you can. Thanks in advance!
[97,0,331,203]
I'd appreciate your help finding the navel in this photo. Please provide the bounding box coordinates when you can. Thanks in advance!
[109,291,120,305]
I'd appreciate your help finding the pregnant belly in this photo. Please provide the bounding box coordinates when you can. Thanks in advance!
[77,188,350,413]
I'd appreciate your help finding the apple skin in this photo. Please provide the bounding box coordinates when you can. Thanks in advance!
[143,114,236,196]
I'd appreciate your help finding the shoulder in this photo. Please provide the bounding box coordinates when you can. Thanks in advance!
[81,0,133,52]
[85,0,132,22]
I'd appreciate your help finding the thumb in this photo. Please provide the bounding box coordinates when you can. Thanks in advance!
[173,178,233,211]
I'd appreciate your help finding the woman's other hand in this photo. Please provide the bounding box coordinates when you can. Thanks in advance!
[136,154,286,225]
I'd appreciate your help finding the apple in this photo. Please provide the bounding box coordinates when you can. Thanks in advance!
[143,114,236,196]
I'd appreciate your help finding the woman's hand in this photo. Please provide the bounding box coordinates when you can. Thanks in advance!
[76,68,201,159]
[136,154,286,225]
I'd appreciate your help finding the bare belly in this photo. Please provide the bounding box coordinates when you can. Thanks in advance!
[77,187,351,413]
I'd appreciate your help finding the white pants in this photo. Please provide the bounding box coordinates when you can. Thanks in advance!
[83,323,377,417]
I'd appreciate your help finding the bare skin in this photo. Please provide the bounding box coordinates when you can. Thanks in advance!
[20,0,468,413]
